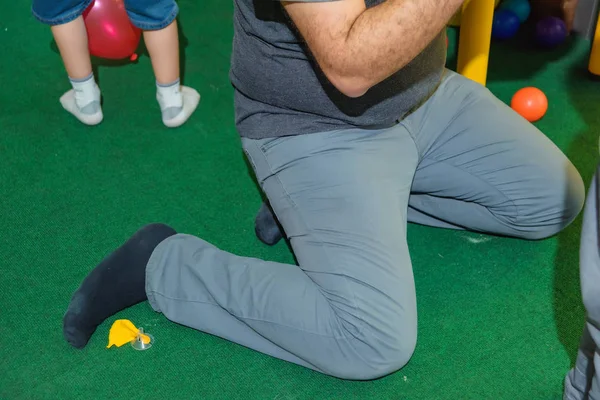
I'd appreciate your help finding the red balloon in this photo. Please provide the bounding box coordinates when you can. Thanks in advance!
[83,0,141,60]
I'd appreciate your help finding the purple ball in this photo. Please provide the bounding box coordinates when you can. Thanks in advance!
[536,16,567,48]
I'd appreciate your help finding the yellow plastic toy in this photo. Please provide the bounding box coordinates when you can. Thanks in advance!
[454,4,600,82]
[590,14,600,76]
[449,0,501,26]
[107,319,153,350]
[456,0,497,86]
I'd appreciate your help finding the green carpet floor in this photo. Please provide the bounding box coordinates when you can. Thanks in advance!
[1,1,600,399]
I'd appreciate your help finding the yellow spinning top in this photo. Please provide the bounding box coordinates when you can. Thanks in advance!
[107,319,153,350]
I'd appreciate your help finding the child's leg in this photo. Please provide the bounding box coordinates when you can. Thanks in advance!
[124,0,200,128]
[32,0,102,125]
[50,16,92,80]
[145,21,199,128]
[564,165,600,400]
[143,21,179,85]
[52,17,103,125]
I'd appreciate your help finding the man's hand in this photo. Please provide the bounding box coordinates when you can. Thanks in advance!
[530,0,580,31]
[282,0,465,98]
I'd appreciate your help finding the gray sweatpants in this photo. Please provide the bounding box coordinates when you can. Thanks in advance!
[145,70,585,380]
[564,166,600,400]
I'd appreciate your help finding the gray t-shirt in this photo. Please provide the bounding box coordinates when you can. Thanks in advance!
[230,0,446,139]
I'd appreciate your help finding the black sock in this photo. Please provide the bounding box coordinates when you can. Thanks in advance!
[63,223,177,349]
[255,202,284,246]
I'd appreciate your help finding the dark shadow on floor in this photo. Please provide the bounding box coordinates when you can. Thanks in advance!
[177,18,189,83]
[554,43,599,364]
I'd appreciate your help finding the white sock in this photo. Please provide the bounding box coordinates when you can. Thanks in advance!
[157,79,183,119]
[156,79,200,128]
[60,73,103,126]
[70,73,100,111]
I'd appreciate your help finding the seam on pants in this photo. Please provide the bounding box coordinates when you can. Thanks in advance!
[397,118,422,166]
[395,70,452,162]
[148,289,380,374]
[149,288,379,371]
[247,138,369,339]
[143,233,347,340]
[127,5,179,30]
[147,290,350,340]
[398,70,473,163]
[31,0,95,26]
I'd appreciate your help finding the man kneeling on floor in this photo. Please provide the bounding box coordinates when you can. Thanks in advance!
[63,0,585,380]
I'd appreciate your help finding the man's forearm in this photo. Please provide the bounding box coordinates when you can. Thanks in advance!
[329,0,464,95]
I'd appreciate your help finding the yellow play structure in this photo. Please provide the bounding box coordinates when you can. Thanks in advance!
[454,1,600,84]
[455,0,497,86]
[590,13,600,76]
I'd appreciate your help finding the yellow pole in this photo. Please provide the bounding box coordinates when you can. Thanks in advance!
[456,0,495,86]
[589,14,600,76]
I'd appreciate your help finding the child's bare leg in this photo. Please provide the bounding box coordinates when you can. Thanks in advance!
[144,19,179,84]
[52,16,92,79]
[52,17,103,125]
[144,20,200,128]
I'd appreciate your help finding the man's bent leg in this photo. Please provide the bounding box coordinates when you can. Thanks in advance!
[145,126,420,379]
[401,70,584,239]
[564,167,600,400]
[255,71,585,245]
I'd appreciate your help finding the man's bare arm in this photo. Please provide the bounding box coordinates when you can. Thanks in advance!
[283,0,464,97]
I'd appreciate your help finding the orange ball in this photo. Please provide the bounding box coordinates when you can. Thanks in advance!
[511,87,548,122]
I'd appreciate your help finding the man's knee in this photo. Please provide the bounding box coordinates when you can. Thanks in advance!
[510,162,585,240]
[364,332,418,380]
[327,321,418,380]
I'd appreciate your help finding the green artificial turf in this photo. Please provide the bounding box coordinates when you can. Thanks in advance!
[1,2,599,399]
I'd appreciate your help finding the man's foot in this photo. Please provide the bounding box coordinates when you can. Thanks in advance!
[255,203,284,246]
[156,79,200,128]
[63,223,176,349]
[60,73,103,126]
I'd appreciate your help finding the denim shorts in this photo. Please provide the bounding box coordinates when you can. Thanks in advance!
[32,0,179,30]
